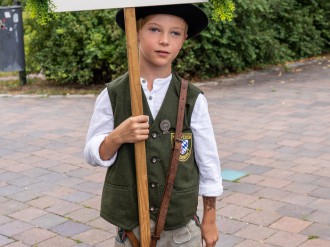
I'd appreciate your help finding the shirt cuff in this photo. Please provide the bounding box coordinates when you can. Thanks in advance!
[85,134,117,167]
[199,182,224,197]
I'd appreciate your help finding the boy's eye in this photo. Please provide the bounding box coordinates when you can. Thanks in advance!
[149,27,160,32]
[171,31,181,36]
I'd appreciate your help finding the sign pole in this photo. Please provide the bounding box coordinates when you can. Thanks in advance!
[124,8,151,247]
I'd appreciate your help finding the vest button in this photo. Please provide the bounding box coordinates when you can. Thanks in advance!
[151,157,157,164]
[150,182,157,188]
[152,132,157,139]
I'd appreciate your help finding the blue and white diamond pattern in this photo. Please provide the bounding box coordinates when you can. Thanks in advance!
[181,140,189,155]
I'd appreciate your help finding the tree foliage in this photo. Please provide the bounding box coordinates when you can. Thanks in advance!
[22,0,330,84]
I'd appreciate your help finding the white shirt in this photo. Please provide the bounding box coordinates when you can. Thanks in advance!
[84,74,223,197]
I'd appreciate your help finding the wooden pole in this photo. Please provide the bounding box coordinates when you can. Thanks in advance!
[124,8,151,247]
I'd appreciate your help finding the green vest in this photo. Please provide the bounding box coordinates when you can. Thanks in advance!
[100,72,202,230]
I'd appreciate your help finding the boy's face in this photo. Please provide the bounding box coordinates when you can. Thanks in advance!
[137,14,188,71]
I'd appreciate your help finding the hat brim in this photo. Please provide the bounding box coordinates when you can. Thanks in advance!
[116,4,208,39]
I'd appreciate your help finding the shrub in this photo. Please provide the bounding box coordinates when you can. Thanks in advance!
[23,0,330,84]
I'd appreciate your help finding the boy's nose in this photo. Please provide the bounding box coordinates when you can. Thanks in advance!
[158,33,169,46]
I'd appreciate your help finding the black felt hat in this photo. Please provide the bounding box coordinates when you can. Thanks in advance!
[116,4,208,39]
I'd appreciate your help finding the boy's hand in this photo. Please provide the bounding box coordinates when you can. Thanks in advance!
[201,196,219,247]
[201,221,219,247]
[100,115,149,161]
[116,115,150,144]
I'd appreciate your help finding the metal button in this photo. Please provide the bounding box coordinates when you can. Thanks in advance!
[151,183,157,188]
[150,206,155,212]
[152,132,157,138]
[151,157,157,164]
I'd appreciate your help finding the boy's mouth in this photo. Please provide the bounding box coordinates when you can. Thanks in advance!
[155,50,170,55]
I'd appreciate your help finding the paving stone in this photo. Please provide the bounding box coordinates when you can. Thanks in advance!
[2,241,30,247]
[0,220,33,237]
[37,235,77,247]
[87,217,116,233]
[247,198,285,212]
[313,177,330,188]
[221,192,259,207]
[235,224,276,242]
[239,174,265,184]
[73,181,104,195]
[218,204,254,220]
[306,210,330,225]
[30,212,67,229]
[258,177,292,188]
[216,234,243,247]
[47,200,83,216]
[217,216,248,234]
[283,182,319,194]
[276,204,315,219]
[72,228,113,245]
[242,210,282,227]
[6,189,41,202]
[235,239,275,247]
[227,183,262,194]
[288,173,321,184]
[270,216,312,233]
[263,168,295,179]
[265,231,308,247]
[279,193,317,207]
[0,184,24,196]
[299,238,330,247]
[81,196,102,210]
[95,237,116,247]
[66,168,95,178]
[0,200,28,215]
[22,167,50,178]
[51,221,90,237]
[63,191,95,203]
[241,164,272,175]
[301,223,330,240]
[0,234,14,246]
[255,187,291,201]
[8,207,47,222]
[0,215,13,225]
[309,187,330,200]
[13,227,55,246]
[65,207,100,223]
[309,198,330,212]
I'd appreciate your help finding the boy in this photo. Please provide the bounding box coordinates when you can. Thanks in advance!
[84,4,223,247]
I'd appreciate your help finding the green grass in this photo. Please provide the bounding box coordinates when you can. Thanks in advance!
[0,76,104,95]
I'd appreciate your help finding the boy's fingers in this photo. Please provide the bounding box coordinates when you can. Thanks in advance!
[132,115,149,123]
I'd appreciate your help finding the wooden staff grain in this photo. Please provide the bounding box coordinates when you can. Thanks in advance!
[124,8,151,247]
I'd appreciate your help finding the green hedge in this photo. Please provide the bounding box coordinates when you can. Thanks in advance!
[23,0,330,84]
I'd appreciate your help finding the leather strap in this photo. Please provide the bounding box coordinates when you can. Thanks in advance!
[126,230,140,247]
[150,79,189,247]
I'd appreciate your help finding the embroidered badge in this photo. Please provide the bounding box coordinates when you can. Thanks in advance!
[171,133,192,162]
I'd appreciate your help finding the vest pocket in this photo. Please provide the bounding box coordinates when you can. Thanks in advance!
[165,187,199,229]
[101,183,138,229]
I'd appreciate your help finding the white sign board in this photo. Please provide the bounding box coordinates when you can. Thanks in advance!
[53,0,208,12]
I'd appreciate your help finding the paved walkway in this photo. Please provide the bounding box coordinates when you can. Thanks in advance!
[0,57,330,247]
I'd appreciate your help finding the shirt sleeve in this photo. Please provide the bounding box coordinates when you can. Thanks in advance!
[191,94,223,197]
[84,88,117,167]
